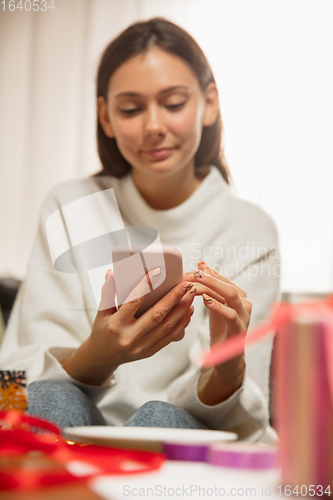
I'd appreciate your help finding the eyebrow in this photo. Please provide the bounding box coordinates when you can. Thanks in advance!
[114,85,189,98]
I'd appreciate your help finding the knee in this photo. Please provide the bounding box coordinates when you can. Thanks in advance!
[124,400,206,429]
[130,400,181,423]
[27,379,88,422]
[27,379,106,429]
[138,400,175,415]
[124,400,172,427]
[28,379,88,409]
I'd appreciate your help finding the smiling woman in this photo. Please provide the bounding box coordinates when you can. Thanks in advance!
[96,46,219,209]
[0,17,280,442]
[95,18,230,185]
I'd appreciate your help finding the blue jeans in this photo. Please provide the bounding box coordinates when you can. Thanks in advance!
[27,380,207,431]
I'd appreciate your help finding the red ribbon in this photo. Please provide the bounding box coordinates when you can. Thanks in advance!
[0,411,165,491]
[199,295,333,403]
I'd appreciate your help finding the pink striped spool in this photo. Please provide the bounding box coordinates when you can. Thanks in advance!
[207,442,279,470]
[274,315,333,494]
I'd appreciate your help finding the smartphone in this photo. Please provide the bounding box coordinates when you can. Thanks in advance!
[112,244,183,318]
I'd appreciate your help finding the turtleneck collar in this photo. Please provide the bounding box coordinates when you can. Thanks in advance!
[98,165,229,243]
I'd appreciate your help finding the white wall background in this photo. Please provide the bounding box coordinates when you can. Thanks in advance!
[0,0,332,293]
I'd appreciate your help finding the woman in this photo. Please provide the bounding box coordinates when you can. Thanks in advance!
[0,18,280,441]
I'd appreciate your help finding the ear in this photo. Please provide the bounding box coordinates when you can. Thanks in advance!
[97,96,115,138]
[202,82,220,127]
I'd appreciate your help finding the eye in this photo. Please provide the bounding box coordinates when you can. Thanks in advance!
[119,108,140,115]
[166,102,186,110]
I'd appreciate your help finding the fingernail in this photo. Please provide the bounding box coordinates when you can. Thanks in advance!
[198,261,208,268]
[190,309,194,316]
[194,270,204,279]
[203,293,213,303]
[182,283,194,295]
[105,269,112,279]
[150,267,161,278]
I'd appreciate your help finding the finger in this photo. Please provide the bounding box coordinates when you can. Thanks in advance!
[185,264,247,299]
[115,267,161,324]
[198,261,243,295]
[202,293,244,335]
[144,305,194,357]
[187,269,247,320]
[188,282,227,305]
[208,267,247,299]
[242,298,253,316]
[135,280,196,335]
[198,261,209,271]
[98,268,117,314]
[171,305,195,342]
[137,288,196,348]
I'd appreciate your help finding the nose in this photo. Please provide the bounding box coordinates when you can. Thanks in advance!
[144,103,166,138]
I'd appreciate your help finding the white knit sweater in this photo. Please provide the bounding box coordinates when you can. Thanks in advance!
[0,166,281,441]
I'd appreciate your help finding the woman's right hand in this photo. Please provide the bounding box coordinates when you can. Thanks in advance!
[61,268,196,386]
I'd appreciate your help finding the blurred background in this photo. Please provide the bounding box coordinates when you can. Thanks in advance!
[0,0,332,315]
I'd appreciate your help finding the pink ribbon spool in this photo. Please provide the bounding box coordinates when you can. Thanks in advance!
[208,443,279,470]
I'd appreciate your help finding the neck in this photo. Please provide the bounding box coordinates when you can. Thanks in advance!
[131,164,204,210]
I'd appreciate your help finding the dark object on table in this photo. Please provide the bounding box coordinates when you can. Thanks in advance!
[0,277,21,326]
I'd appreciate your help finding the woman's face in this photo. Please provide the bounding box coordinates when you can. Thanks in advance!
[97,46,218,179]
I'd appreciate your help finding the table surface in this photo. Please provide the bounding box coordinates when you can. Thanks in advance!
[0,452,282,500]
[0,453,103,500]
[90,461,282,500]
[0,482,102,500]
[0,430,285,500]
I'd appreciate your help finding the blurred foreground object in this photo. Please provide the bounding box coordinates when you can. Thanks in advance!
[0,370,27,411]
[198,292,333,493]
[0,410,164,492]
[274,295,333,495]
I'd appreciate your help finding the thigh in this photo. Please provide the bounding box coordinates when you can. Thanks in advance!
[123,401,208,429]
[27,379,107,430]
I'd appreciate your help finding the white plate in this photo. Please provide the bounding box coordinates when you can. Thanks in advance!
[63,426,237,451]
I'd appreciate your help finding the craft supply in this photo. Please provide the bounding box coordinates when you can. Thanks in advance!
[207,442,279,470]
[0,410,165,491]
[274,314,333,494]
[197,296,333,368]
[63,426,237,453]
[162,442,208,462]
[0,370,27,411]
[196,296,333,493]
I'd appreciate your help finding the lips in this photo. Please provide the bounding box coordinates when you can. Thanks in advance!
[142,147,176,160]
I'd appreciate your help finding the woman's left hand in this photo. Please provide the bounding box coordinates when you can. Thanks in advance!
[183,261,252,405]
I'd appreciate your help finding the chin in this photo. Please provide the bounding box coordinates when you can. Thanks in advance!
[139,161,180,177]
[150,166,183,179]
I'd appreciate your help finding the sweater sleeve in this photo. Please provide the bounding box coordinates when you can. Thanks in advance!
[0,189,116,403]
[166,225,281,442]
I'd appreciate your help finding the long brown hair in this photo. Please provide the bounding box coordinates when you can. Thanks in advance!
[95,17,230,184]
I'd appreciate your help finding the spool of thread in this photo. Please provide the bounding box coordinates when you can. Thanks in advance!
[207,442,279,470]
[274,315,333,492]
[163,442,208,462]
